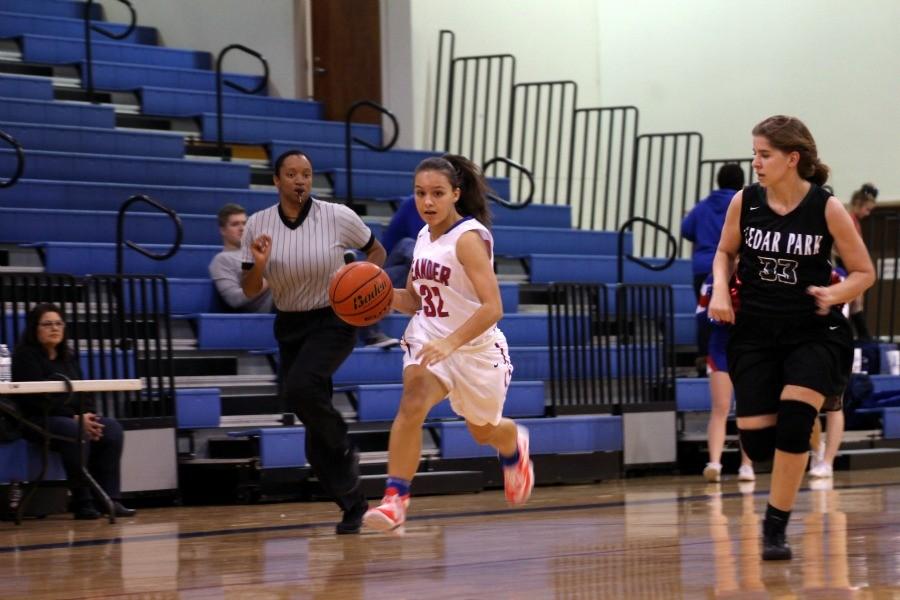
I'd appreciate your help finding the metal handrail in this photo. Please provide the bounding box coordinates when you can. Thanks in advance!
[115,195,183,277]
[0,129,24,188]
[344,100,399,207]
[617,216,677,284]
[215,44,269,161]
[84,0,137,104]
[483,156,534,210]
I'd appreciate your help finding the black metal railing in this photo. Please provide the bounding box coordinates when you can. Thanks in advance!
[547,283,613,414]
[81,275,176,419]
[0,273,82,349]
[215,44,269,161]
[0,129,25,189]
[617,217,677,284]
[547,282,675,412]
[698,158,754,198]
[83,0,136,104]
[431,30,455,151]
[0,272,176,420]
[615,284,676,406]
[115,195,183,277]
[506,80,577,205]
[629,132,703,258]
[343,100,399,207]
[483,156,534,209]
[568,106,639,231]
[863,211,899,342]
[442,50,516,167]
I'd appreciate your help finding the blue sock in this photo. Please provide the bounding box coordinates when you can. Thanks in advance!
[499,448,520,468]
[385,476,410,497]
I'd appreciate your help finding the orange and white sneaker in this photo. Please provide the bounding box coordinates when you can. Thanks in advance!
[503,426,534,506]
[363,490,409,533]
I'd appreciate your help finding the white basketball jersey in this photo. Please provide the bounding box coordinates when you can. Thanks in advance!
[405,217,498,346]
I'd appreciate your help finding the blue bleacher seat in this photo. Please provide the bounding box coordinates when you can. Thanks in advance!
[227,428,307,468]
[141,87,322,120]
[35,241,219,277]
[0,73,54,100]
[0,0,102,20]
[329,168,510,202]
[0,439,67,484]
[0,10,158,44]
[200,113,382,146]
[529,254,692,285]
[353,381,545,422]
[439,415,623,459]
[0,122,185,158]
[175,388,221,429]
[270,141,437,172]
[0,179,277,214]
[489,203,571,229]
[20,33,212,69]
[88,60,266,93]
[0,149,249,188]
[0,96,115,128]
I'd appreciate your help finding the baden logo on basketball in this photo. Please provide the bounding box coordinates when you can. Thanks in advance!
[353,278,388,311]
[329,262,394,326]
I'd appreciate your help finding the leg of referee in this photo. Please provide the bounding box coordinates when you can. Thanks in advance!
[277,309,367,534]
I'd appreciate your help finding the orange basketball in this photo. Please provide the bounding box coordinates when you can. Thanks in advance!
[328,262,394,327]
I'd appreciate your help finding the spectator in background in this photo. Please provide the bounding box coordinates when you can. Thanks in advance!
[12,303,135,520]
[696,273,755,483]
[380,194,423,288]
[682,164,745,375]
[844,183,878,340]
[209,204,273,313]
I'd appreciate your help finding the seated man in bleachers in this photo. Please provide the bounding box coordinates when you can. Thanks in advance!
[209,203,273,313]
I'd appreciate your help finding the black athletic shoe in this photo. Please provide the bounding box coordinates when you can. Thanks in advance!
[762,517,792,560]
[336,500,369,535]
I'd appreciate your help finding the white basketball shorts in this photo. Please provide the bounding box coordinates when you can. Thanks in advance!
[401,320,513,426]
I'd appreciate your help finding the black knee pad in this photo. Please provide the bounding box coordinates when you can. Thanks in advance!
[739,426,777,463]
[775,400,819,454]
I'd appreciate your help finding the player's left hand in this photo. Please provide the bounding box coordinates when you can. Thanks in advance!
[417,338,456,367]
[807,285,836,315]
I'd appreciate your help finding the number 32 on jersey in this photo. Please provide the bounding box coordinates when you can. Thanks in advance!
[419,285,449,317]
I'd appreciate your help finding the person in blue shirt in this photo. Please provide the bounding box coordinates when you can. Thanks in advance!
[682,164,745,374]
[381,194,424,287]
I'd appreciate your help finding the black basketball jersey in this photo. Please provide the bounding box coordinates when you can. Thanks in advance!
[736,183,834,317]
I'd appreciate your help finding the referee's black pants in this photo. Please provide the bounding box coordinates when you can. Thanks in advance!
[275,308,364,512]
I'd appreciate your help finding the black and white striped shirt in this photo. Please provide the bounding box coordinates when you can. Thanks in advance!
[241,198,374,312]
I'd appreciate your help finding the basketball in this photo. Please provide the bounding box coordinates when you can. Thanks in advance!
[328,262,394,326]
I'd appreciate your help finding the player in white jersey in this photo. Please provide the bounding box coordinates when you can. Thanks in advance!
[364,155,534,533]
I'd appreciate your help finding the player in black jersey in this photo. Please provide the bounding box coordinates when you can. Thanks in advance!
[709,115,875,561]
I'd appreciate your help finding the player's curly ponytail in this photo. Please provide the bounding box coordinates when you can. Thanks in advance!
[752,115,830,186]
[414,154,493,228]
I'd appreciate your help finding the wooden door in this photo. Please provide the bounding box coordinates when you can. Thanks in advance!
[311,0,382,124]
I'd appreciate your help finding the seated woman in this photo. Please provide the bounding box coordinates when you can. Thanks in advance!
[11,303,135,520]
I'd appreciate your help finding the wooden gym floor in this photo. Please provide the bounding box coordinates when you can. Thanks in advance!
[3,468,900,599]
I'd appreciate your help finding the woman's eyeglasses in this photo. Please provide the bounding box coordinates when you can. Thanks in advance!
[38,320,65,329]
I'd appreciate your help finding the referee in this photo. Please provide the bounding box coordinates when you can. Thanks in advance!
[241,149,386,534]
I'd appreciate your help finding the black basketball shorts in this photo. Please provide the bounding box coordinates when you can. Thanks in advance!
[726,309,853,418]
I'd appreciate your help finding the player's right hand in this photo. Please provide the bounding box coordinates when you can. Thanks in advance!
[708,290,735,324]
[251,234,273,266]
